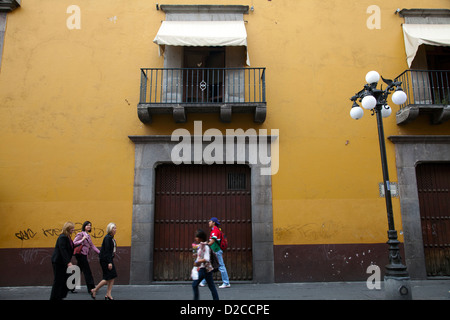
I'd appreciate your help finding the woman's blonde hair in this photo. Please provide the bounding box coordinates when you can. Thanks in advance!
[61,221,75,237]
[106,222,116,235]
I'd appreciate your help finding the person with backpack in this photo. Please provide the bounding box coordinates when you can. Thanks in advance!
[200,217,230,288]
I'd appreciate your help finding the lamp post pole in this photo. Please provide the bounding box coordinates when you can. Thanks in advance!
[350,71,412,300]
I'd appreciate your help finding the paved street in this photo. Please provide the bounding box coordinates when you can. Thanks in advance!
[0,280,448,300]
[1,280,447,318]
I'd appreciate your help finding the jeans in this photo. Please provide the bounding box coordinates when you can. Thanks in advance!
[192,268,219,300]
[201,249,230,286]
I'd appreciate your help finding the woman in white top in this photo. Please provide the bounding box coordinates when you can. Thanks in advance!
[192,229,219,300]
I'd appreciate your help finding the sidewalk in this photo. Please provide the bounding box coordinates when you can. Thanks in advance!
[0,280,449,300]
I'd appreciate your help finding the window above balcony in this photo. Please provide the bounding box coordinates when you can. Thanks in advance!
[137,5,266,124]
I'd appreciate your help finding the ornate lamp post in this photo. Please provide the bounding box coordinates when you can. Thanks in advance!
[350,71,412,300]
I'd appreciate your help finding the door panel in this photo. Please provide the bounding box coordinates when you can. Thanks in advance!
[416,163,450,276]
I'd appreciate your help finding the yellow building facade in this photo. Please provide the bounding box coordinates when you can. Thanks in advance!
[1,0,449,285]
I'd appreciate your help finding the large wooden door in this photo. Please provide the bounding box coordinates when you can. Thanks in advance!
[153,164,252,281]
[416,162,450,276]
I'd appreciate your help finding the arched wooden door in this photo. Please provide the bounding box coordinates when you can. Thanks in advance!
[153,164,252,281]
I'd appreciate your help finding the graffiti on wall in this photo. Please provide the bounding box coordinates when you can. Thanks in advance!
[14,222,104,242]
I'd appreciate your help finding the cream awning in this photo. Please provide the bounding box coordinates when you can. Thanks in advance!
[402,24,450,67]
[153,20,250,65]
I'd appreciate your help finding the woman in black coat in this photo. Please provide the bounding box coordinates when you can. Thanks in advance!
[91,222,117,300]
[50,221,75,300]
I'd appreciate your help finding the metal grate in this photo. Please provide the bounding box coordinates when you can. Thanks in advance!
[227,173,246,190]
[394,70,450,109]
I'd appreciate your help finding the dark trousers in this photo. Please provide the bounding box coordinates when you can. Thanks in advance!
[75,254,95,292]
[192,268,219,300]
[50,263,69,300]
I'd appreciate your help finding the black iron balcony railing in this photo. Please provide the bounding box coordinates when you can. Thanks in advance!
[137,67,267,124]
[139,67,266,105]
[395,70,450,108]
[394,70,450,125]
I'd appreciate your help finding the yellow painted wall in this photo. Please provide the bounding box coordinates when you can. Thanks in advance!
[1,0,449,252]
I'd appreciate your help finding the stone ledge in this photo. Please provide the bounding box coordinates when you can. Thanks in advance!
[137,103,266,124]
[396,105,450,125]
[159,5,249,15]
[388,135,450,144]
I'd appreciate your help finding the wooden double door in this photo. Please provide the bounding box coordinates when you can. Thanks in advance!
[153,164,252,281]
[416,163,450,276]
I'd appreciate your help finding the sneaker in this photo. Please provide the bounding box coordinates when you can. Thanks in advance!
[219,284,230,288]
[199,283,205,287]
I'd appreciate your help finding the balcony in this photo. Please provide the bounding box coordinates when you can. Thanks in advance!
[395,70,450,125]
[0,0,20,12]
[137,67,266,124]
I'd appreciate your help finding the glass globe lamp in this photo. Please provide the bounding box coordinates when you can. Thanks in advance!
[365,71,380,84]
[381,105,392,118]
[350,105,364,120]
[361,95,377,110]
[392,89,407,105]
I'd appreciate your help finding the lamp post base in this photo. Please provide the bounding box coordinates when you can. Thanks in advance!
[384,276,412,300]
[384,230,412,299]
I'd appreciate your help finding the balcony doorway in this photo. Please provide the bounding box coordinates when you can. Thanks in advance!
[411,45,450,105]
[183,47,225,103]
[425,46,450,105]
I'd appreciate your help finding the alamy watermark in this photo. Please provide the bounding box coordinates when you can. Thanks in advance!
[170,121,279,176]
[66,5,81,30]
[366,5,381,30]
[66,265,81,290]
[66,4,383,31]
[366,265,381,290]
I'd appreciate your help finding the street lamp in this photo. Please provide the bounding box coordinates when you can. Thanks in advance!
[350,71,412,300]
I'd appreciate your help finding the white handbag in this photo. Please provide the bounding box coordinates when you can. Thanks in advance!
[191,266,199,280]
